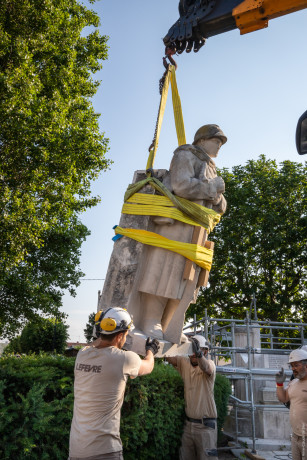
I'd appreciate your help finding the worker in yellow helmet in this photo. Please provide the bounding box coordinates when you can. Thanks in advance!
[68,307,159,460]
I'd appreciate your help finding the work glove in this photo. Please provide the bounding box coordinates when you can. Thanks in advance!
[275,367,286,384]
[190,337,203,358]
[145,337,160,356]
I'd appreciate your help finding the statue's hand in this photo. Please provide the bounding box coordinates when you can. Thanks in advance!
[208,177,225,200]
[212,193,223,205]
[213,176,225,194]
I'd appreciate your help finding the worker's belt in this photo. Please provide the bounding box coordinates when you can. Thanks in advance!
[186,416,216,429]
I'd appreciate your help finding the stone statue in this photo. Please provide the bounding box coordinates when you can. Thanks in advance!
[137,124,227,342]
[98,124,227,354]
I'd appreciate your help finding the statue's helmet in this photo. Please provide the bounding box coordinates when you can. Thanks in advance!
[193,124,227,145]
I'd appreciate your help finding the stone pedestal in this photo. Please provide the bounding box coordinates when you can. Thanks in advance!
[257,407,290,439]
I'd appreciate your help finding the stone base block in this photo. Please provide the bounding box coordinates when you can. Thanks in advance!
[224,406,290,440]
[236,436,291,452]
[257,407,290,439]
[124,329,193,357]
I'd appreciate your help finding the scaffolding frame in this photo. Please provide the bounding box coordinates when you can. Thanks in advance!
[184,309,307,453]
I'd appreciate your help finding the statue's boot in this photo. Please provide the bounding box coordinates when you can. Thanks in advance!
[140,293,167,341]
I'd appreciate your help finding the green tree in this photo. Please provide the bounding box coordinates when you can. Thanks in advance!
[0,0,110,271]
[0,217,89,338]
[189,156,307,323]
[84,312,96,343]
[4,317,69,354]
[0,0,110,336]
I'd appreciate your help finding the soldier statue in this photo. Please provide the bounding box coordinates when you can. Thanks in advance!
[137,124,227,342]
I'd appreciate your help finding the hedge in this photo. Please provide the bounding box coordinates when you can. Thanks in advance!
[0,354,231,459]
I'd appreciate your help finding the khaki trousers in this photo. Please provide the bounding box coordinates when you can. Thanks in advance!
[179,420,218,460]
[68,451,123,460]
[292,434,306,460]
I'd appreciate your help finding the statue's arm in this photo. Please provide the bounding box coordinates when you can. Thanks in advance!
[170,151,224,201]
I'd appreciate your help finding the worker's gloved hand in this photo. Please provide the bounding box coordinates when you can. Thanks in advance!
[190,337,203,358]
[145,337,160,356]
[275,367,286,384]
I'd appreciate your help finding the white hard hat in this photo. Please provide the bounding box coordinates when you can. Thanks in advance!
[94,307,134,336]
[191,335,210,349]
[288,347,307,363]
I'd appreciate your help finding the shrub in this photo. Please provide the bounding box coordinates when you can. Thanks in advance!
[0,354,74,459]
[3,317,69,355]
[0,355,231,459]
[214,373,232,440]
[122,361,185,460]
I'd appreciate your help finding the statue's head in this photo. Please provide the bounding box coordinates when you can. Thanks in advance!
[193,124,227,146]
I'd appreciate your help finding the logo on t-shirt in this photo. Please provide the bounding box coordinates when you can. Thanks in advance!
[76,363,102,373]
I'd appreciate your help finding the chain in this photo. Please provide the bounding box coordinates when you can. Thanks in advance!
[148,49,177,154]
[148,65,169,153]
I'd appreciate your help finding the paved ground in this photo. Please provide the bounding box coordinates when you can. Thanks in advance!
[219,449,292,460]
[218,451,237,459]
[217,435,292,459]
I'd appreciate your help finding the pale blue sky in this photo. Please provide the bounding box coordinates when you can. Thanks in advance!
[63,0,307,341]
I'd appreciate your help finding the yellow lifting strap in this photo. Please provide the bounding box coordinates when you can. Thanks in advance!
[124,176,221,233]
[114,226,214,271]
[122,193,221,234]
[146,65,186,171]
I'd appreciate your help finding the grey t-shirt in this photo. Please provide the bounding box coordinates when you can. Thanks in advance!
[69,346,141,458]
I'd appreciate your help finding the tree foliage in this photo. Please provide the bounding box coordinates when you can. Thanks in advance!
[0,0,110,336]
[3,317,69,354]
[84,312,95,343]
[190,156,307,323]
[0,0,110,271]
[0,217,89,338]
